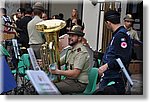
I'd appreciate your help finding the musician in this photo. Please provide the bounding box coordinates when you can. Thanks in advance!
[124,14,140,42]
[49,25,90,94]
[95,10,132,95]
[27,2,45,59]
[123,14,142,59]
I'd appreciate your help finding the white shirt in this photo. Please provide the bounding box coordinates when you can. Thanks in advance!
[28,16,45,44]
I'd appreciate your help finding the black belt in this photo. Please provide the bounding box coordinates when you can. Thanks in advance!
[67,78,88,85]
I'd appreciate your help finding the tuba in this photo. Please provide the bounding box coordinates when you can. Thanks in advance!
[36,19,66,74]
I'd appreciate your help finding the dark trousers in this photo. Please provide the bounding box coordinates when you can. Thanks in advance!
[30,44,42,59]
[94,78,126,95]
[54,78,87,95]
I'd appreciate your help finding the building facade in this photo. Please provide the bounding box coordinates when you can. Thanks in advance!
[1,0,143,60]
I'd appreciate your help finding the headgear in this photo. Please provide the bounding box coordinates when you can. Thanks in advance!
[67,25,85,37]
[17,8,25,13]
[33,2,44,11]
[124,14,134,22]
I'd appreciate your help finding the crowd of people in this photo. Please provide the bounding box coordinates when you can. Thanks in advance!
[0,2,142,95]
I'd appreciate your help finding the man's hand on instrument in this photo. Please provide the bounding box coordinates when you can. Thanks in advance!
[49,63,59,75]
[50,68,59,75]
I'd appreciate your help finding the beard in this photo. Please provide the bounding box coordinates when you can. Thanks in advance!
[68,38,78,46]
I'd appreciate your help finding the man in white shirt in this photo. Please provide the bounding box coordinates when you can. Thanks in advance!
[27,2,45,59]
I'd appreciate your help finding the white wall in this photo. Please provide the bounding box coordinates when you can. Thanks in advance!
[82,0,100,50]
[51,3,78,20]
[82,0,128,50]
[4,0,20,16]
[50,0,101,50]
[0,0,5,8]
[120,0,127,25]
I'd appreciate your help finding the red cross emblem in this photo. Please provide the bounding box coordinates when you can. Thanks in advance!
[121,42,127,48]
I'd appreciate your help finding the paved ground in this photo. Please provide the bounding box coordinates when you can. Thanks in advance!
[3,73,143,95]
[131,74,143,95]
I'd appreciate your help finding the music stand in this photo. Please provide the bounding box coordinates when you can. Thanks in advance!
[12,39,20,94]
[26,70,61,95]
[12,39,31,94]
[27,48,61,95]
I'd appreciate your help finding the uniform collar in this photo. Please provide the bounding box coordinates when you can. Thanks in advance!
[124,25,132,31]
[112,26,125,36]
[127,27,133,31]
[34,15,42,20]
[71,43,83,52]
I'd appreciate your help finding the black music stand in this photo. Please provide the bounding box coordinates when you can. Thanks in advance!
[12,39,35,94]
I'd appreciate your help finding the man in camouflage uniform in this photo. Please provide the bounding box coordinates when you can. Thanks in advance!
[124,14,142,59]
[50,25,90,94]
[124,14,140,41]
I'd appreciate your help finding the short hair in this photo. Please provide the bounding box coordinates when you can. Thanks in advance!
[33,9,43,16]
[104,10,120,24]
[25,7,33,15]
[52,15,60,19]
[17,8,25,14]
[59,13,64,19]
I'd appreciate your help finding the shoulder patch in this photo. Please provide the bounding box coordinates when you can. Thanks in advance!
[121,38,126,42]
[77,48,81,52]
[121,42,127,48]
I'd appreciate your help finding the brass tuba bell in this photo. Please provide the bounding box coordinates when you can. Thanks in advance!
[36,19,66,73]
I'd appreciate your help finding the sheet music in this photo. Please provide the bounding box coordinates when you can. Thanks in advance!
[26,70,61,95]
[27,48,41,71]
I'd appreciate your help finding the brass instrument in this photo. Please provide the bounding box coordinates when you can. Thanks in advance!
[36,19,66,74]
